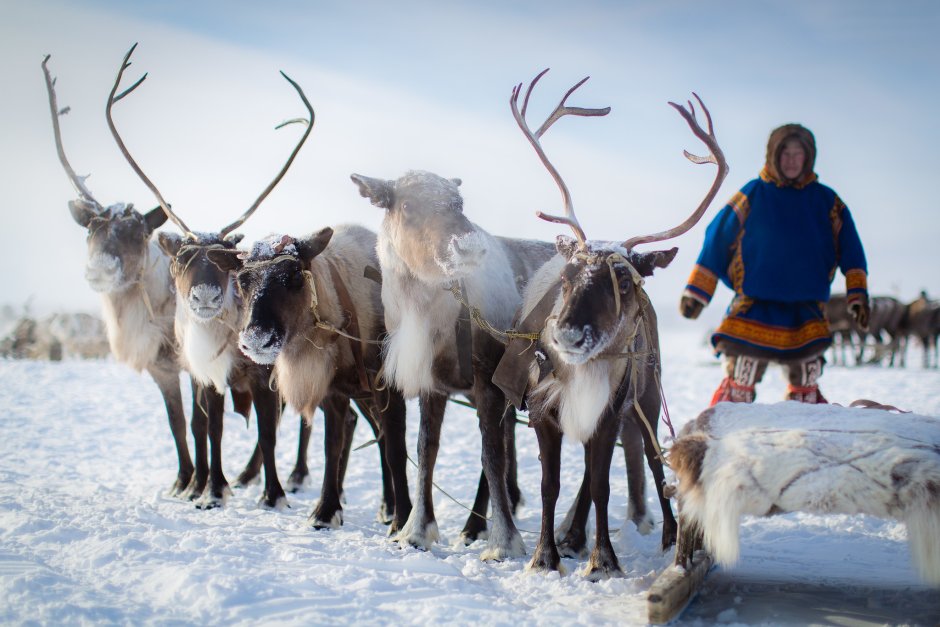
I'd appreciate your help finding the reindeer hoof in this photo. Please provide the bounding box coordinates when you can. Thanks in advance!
[286,469,309,493]
[309,509,343,529]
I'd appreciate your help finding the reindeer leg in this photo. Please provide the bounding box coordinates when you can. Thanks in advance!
[635,384,677,550]
[252,373,286,510]
[185,378,209,501]
[555,449,591,558]
[287,413,312,492]
[232,388,263,488]
[147,361,193,497]
[309,393,349,528]
[504,408,524,515]
[621,414,654,534]
[394,392,446,550]
[353,398,395,526]
[475,379,525,561]
[459,471,489,544]
[528,417,563,573]
[584,413,622,580]
[197,386,230,509]
[378,390,411,534]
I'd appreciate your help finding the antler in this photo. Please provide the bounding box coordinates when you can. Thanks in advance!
[510,68,610,249]
[622,93,728,251]
[219,71,315,237]
[106,43,195,238]
[42,54,103,211]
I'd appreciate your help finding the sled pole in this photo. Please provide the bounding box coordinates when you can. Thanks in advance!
[647,549,713,624]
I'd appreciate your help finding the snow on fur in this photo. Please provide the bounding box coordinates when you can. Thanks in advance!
[669,402,940,585]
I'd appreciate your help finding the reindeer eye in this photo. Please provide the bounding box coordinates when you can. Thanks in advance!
[399,201,408,211]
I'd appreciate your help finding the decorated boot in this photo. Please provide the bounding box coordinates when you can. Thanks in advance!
[786,384,828,404]
[710,377,756,405]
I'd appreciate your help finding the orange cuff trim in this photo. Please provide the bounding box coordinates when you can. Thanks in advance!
[687,265,718,297]
[845,268,868,292]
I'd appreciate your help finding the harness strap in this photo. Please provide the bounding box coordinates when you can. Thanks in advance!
[491,281,561,410]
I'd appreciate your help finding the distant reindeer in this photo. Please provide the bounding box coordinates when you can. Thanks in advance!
[350,169,556,558]
[106,44,312,508]
[828,294,907,367]
[42,53,226,496]
[499,71,726,578]
[205,227,411,529]
[907,292,940,368]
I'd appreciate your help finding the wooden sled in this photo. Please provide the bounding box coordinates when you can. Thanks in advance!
[647,512,712,624]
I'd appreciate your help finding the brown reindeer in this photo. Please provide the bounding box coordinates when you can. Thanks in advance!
[498,70,727,578]
[42,53,232,496]
[205,227,411,529]
[106,44,313,509]
[350,170,556,559]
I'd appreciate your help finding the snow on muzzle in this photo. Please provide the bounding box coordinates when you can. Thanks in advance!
[187,284,224,320]
[239,326,282,365]
[551,323,602,364]
[439,231,487,276]
[84,253,123,292]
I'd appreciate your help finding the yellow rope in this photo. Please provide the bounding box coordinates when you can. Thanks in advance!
[446,282,541,343]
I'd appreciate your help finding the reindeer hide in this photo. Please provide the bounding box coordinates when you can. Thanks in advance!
[669,402,940,586]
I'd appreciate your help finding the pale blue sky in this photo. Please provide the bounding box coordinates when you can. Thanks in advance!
[2,0,938,329]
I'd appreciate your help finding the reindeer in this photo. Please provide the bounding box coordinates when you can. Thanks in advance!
[204,228,411,529]
[497,71,727,579]
[105,44,313,509]
[42,53,233,496]
[349,168,556,558]
[907,291,940,368]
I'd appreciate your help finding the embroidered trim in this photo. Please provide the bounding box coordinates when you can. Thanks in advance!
[686,265,718,300]
[715,316,830,351]
[829,195,845,282]
[728,228,746,293]
[845,268,867,293]
[728,191,750,224]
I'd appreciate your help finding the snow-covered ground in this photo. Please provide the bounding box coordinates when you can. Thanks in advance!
[1,330,938,625]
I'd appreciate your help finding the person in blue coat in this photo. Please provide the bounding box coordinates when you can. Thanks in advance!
[680,123,870,405]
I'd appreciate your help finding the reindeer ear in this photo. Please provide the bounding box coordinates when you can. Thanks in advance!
[296,227,334,263]
[450,178,462,187]
[631,247,679,277]
[350,174,394,209]
[68,199,98,228]
[143,206,168,233]
[225,233,245,246]
[206,248,243,273]
[157,232,183,259]
[555,235,579,260]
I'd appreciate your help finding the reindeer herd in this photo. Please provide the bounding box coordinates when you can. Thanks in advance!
[827,291,940,369]
[44,45,730,579]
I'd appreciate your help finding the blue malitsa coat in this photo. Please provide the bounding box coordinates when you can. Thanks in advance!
[683,161,868,360]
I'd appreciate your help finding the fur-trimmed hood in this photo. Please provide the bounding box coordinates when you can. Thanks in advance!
[760,123,818,189]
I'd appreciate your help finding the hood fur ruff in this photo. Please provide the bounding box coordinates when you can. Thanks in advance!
[761,122,818,188]
[669,402,940,585]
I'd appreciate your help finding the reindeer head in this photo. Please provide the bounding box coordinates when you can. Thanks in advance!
[548,237,677,364]
[42,54,168,293]
[105,44,314,323]
[351,171,486,282]
[206,230,333,364]
[511,70,727,364]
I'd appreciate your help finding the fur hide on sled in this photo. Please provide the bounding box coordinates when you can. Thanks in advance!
[668,402,940,586]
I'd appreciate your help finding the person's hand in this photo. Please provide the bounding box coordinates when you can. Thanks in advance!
[848,296,870,331]
[680,295,705,319]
